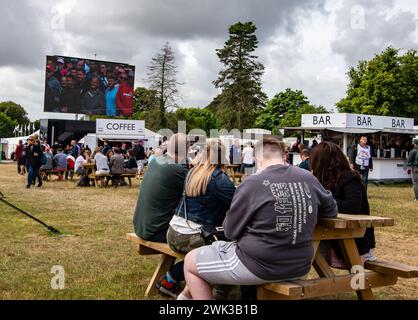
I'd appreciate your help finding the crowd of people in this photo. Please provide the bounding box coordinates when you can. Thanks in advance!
[131,134,400,301]
[11,131,418,300]
[45,56,135,116]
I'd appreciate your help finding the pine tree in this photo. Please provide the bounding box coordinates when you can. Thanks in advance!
[213,22,267,130]
[147,43,182,128]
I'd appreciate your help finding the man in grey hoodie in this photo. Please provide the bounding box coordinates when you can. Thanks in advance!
[179,136,338,300]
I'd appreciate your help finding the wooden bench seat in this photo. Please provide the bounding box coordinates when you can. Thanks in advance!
[88,173,136,188]
[127,233,184,297]
[365,259,418,279]
[258,272,398,300]
[42,169,73,181]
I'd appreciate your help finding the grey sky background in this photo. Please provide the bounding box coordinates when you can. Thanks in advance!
[0,0,417,120]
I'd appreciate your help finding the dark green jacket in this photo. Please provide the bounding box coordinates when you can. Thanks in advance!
[133,155,188,240]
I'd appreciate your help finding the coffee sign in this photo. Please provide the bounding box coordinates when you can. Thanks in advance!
[96,119,145,137]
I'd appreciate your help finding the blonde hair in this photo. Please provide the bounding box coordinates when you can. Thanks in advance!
[186,139,228,197]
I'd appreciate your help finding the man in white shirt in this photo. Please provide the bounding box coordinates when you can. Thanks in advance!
[241,143,255,174]
[351,135,373,190]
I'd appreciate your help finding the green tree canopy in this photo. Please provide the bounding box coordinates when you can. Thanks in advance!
[212,21,267,130]
[0,112,17,138]
[337,47,418,123]
[133,87,159,113]
[173,108,218,135]
[255,89,327,133]
[0,101,30,125]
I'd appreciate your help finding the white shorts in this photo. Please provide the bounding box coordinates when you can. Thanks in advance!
[195,241,268,286]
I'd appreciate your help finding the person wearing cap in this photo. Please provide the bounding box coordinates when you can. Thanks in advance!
[54,57,65,81]
[407,138,418,202]
[45,65,61,112]
[99,64,109,93]
[116,71,134,116]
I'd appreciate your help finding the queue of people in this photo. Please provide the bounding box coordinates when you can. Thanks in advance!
[132,134,380,300]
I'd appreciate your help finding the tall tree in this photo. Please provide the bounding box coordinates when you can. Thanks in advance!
[337,47,418,122]
[213,22,267,130]
[0,101,30,125]
[256,89,327,133]
[147,43,182,128]
[0,112,17,138]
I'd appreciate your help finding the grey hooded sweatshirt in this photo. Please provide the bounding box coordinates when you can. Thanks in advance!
[223,164,338,281]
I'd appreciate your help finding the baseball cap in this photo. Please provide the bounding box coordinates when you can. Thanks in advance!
[57,57,65,64]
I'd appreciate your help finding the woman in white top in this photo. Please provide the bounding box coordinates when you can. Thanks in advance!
[75,149,90,176]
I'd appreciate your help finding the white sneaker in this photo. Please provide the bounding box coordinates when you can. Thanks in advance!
[177,293,192,301]
[363,249,377,262]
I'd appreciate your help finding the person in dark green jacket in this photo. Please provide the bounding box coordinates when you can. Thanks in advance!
[133,134,189,242]
[407,139,418,202]
[298,149,311,171]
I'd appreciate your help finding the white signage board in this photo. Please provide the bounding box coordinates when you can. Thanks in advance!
[301,114,347,128]
[302,113,414,130]
[96,119,145,138]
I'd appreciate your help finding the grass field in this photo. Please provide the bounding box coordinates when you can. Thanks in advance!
[0,162,417,300]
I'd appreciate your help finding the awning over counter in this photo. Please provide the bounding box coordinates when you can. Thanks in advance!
[283,127,417,135]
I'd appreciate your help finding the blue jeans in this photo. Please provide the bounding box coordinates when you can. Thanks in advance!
[356,166,370,190]
[27,165,41,187]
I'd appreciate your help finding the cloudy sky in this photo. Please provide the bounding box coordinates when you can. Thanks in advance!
[1,0,417,120]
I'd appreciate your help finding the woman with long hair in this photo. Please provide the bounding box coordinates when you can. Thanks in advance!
[310,141,376,265]
[157,139,236,299]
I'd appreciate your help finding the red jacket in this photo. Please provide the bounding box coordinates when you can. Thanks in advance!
[15,144,23,159]
[116,83,134,116]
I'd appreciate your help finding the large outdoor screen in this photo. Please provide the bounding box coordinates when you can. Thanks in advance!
[44,55,135,116]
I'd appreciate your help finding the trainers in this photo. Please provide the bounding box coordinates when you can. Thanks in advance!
[156,273,180,298]
[363,249,377,262]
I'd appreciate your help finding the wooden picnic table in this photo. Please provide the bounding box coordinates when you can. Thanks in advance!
[127,213,418,300]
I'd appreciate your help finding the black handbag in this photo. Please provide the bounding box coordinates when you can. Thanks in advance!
[201,226,228,245]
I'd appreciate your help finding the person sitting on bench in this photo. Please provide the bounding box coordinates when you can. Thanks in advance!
[53,148,67,181]
[109,147,125,186]
[310,141,377,266]
[75,148,91,186]
[159,139,236,299]
[133,134,189,294]
[40,147,53,180]
[179,136,338,300]
[94,147,110,176]
[124,150,138,175]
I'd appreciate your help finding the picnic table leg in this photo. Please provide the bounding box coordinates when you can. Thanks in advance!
[145,254,176,298]
[312,240,336,278]
[128,177,132,188]
[339,239,374,300]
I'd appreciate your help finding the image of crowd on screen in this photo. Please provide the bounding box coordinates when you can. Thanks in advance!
[44,56,135,117]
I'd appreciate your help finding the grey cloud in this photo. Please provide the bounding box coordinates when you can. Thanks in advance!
[331,0,418,67]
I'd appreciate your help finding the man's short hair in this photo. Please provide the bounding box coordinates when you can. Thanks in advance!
[255,136,286,160]
[301,149,310,158]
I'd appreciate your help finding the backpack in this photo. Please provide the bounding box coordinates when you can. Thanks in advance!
[41,153,47,166]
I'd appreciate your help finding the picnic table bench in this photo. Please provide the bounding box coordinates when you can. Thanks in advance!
[127,214,418,300]
[88,173,137,188]
[41,169,74,181]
